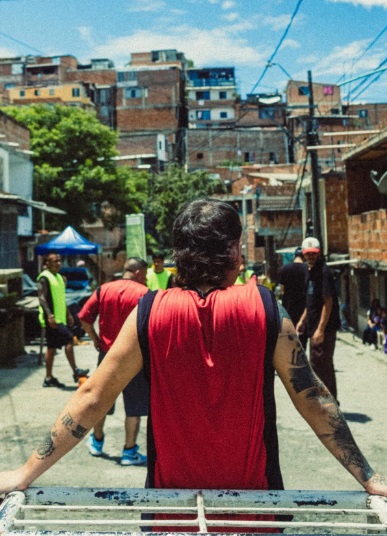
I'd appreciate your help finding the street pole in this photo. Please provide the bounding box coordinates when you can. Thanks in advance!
[307,70,323,248]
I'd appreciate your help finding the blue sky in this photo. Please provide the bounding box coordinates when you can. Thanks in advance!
[1,0,386,103]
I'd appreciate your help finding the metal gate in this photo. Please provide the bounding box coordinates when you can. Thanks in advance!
[1,487,387,534]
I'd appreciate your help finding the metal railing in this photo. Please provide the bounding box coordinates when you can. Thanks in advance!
[1,488,387,534]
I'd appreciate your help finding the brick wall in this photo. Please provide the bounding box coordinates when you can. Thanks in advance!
[0,110,30,151]
[324,174,349,253]
[349,209,387,263]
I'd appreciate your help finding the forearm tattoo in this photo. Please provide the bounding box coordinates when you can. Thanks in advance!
[281,332,333,401]
[321,411,374,482]
[36,433,55,459]
[62,412,87,440]
[34,414,87,460]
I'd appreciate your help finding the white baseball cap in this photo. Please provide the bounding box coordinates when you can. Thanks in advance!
[302,237,320,253]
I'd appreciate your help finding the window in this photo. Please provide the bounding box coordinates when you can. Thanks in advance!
[125,87,142,99]
[11,63,23,75]
[4,83,15,90]
[323,85,334,96]
[117,71,138,83]
[99,89,109,104]
[298,86,309,96]
[196,90,210,100]
[219,91,227,99]
[99,106,109,117]
[259,107,275,120]
[269,152,278,164]
[220,111,228,119]
[49,88,55,96]
[358,109,368,118]
[19,89,25,97]
[34,89,40,96]
[196,153,204,159]
[72,88,81,97]
[196,110,211,120]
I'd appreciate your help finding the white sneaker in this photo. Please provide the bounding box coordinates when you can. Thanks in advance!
[371,344,377,351]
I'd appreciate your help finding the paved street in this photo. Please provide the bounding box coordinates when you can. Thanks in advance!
[0,330,386,494]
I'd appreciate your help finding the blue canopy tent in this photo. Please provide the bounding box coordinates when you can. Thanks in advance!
[35,226,101,255]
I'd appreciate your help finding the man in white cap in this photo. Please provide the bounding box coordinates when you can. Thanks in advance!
[296,237,341,401]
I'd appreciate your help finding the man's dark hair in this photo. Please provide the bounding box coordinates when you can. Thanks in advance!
[42,250,60,265]
[173,198,242,287]
[124,257,148,273]
[152,251,165,260]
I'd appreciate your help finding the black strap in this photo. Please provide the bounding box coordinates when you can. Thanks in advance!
[257,284,280,360]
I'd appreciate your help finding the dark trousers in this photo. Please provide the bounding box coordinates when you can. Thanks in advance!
[309,330,337,400]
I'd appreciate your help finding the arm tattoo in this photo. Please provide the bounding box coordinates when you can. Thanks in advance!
[323,411,374,482]
[36,433,55,459]
[290,366,316,394]
[62,412,87,440]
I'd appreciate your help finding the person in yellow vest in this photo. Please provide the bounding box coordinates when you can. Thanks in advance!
[146,252,174,290]
[37,251,89,388]
[235,255,254,285]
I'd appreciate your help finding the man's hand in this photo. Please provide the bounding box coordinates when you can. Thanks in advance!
[0,469,29,495]
[296,319,305,334]
[311,327,325,345]
[48,316,57,328]
[364,472,387,496]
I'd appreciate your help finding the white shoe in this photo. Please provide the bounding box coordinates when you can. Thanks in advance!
[370,344,377,351]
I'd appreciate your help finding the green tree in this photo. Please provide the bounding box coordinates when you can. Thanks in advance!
[2,104,147,228]
[148,165,225,248]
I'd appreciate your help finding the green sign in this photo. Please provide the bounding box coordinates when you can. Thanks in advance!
[125,213,146,260]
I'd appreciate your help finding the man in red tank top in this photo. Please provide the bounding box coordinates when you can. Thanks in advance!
[1,199,387,533]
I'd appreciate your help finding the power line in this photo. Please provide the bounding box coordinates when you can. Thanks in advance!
[249,0,305,95]
[0,30,44,55]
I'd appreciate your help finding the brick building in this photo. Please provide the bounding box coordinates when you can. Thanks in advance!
[342,126,387,331]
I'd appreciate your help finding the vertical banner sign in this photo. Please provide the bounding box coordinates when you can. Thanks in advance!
[126,213,146,260]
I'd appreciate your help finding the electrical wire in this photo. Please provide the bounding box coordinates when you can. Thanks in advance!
[249,0,305,95]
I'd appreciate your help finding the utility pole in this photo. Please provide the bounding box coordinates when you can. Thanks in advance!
[307,70,323,248]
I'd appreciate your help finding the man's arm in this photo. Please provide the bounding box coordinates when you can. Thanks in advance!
[0,307,143,494]
[311,295,332,345]
[37,278,56,328]
[273,310,387,496]
[80,319,101,351]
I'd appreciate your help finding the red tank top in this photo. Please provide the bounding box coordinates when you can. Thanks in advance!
[148,281,269,490]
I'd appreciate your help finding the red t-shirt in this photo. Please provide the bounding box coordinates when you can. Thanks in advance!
[78,279,148,352]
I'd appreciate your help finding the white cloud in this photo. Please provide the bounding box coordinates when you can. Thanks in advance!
[281,38,300,49]
[221,0,236,9]
[262,14,291,31]
[0,46,16,57]
[328,0,387,7]
[92,26,267,70]
[127,0,166,13]
[223,11,239,21]
[77,26,94,47]
[297,40,384,79]
[262,13,306,31]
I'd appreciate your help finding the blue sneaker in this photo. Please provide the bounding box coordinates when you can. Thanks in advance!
[121,444,147,466]
[87,434,104,457]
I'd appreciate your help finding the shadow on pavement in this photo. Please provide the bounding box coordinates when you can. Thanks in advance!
[342,412,372,423]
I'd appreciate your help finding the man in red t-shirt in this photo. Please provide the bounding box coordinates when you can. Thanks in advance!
[78,257,148,466]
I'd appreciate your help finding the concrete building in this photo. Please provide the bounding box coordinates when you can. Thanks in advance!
[186,67,237,129]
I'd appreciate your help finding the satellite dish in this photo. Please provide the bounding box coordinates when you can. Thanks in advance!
[257,95,282,105]
[371,170,387,194]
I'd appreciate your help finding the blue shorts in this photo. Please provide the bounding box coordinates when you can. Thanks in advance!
[98,351,149,417]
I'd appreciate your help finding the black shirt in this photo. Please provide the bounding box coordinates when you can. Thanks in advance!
[279,262,308,325]
[305,259,341,336]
